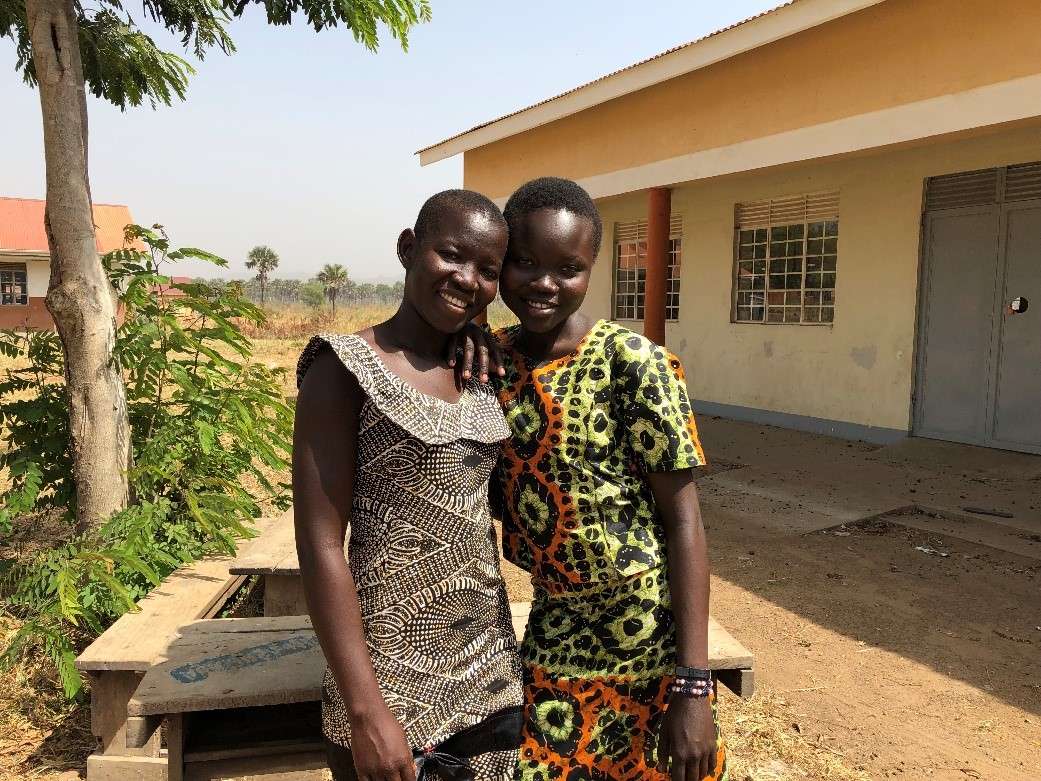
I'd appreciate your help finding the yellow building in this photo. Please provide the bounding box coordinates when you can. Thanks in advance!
[420,0,1041,454]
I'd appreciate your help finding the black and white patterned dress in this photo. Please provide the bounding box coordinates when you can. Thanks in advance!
[297,334,523,780]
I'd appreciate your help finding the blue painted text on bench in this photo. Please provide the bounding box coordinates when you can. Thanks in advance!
[170,634,319,684]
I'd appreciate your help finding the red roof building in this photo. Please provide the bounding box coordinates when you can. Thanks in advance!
[0,197,140,329]
[148,277,192,298]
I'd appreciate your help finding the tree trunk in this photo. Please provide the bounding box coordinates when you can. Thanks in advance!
[25,0,132,533]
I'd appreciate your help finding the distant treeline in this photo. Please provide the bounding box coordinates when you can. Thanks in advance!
[191,277,405,307]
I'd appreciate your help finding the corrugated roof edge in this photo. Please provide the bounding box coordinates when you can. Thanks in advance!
[0,196,140,208]
[0,197,144,253]
[417,0,798,156]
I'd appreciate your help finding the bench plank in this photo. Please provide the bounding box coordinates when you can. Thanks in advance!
[128,618,324,720]
[176,615,312,635]
[76,515,280,673]
[229,509,299,576]
[707,616,754,670]
[85,753,169,781]
[76,561,245,672]
[182,751,326,781]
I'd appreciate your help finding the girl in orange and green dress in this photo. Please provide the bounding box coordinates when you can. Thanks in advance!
[479,177,729,781]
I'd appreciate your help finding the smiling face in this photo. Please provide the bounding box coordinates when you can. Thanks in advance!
[397,205,507,334]
[500,207,597,335]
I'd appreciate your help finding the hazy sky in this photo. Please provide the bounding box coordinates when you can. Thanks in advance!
[2,1,778,283]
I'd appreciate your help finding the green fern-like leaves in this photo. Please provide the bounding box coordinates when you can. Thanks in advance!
[0,225,292,698]
[1,0,430,109]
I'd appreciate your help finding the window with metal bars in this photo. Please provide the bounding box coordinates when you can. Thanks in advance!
[733,192,839,324]
[613,216,682,321]
[0,265,28,306]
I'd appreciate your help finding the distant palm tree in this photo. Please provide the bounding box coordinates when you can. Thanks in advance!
[317,263,351,316]
[245,246,280,306]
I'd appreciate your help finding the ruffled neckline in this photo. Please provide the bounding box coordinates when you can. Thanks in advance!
[298,334,510,445]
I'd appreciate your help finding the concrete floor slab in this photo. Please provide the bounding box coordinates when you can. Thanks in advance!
[694,417,1041,555]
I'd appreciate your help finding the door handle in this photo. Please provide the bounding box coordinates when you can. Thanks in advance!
[1005,296,1029,315]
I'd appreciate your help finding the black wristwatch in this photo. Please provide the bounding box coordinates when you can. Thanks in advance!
[674,666,712,680]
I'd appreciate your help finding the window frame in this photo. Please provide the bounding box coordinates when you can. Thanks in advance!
[0,264,29,307]
[731,192,839,326]
[612,216,683,323]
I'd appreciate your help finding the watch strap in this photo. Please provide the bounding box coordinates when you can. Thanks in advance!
[674,666,712,680]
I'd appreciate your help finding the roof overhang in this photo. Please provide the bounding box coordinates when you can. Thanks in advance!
[0,249,49,260]
[572,72,1041,202]
[419,0,889,166]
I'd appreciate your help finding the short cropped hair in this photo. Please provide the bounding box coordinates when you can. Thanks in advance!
[503,177,603,256]
[413,189,506,243]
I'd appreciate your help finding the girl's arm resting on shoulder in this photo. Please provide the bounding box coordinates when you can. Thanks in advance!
[293,348,415,781]
[648,469,718,781]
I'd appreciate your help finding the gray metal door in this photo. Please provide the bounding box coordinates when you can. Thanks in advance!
[916,163,1041,454]
[991,202,1041,451]
[916,207,1001,444]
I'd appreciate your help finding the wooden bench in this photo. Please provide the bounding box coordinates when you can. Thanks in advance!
[75,514,283,781]
[82,499,753,780]
[124,604,753,781]
[127,615,325,781]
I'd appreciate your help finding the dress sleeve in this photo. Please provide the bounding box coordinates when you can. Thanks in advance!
[296,335,333,389]
[613,331,707,473]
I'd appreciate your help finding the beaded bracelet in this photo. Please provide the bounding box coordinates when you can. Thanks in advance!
[667,676,714,699]
[670,676,713,691]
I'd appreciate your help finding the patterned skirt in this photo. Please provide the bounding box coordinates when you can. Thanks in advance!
[515,665,728,781]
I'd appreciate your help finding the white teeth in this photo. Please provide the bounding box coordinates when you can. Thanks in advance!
[527,301,554,310]
[439,292,468,308]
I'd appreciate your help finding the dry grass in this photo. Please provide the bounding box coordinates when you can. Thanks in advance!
[0,303,872,780]
[0,620,93,781]
[0,352,26,373]
[717,688,872,781]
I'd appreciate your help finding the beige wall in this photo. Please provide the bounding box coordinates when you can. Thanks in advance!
[578,124,1041,431]
[26,257,49,297]
[464,0,1041,199]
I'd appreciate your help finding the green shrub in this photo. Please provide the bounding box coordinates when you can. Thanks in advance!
[300,281,326,310]
[0,225,292,698]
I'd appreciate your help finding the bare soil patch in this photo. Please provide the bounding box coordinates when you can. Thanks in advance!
[703,501,1041,780]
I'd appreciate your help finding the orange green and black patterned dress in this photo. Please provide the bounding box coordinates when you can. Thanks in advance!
[493,320,728,781]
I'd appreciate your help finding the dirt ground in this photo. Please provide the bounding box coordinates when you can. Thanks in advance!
[706,506,1040,780]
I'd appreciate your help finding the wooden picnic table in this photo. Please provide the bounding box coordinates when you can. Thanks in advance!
[124,506,754,778]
